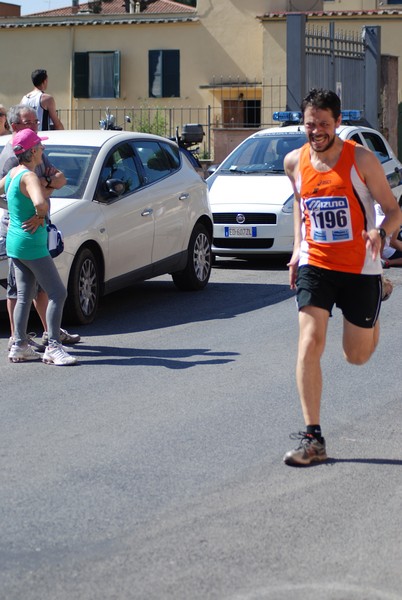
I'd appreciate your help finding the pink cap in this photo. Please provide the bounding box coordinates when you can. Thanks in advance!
[13,129,48,155]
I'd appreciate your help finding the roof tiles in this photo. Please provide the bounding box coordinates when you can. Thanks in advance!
[29,0,195,17]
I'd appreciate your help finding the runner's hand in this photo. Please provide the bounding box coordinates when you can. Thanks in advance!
[362,229,381,261]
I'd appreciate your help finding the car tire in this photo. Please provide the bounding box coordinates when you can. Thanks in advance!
[64,247,100,325]
[172,223,212,291]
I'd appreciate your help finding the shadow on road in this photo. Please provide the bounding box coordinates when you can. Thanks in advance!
[78,278,295,338]
[59,344,239,368]
[0,258,295,339]
[327,457,402,465]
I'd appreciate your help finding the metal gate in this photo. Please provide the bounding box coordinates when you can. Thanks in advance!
[305,22,365,111]
[286,14,381,128]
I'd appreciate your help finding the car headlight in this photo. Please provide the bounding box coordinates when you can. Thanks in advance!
[282,194,295,214]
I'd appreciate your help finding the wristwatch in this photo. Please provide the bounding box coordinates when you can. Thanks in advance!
[45,175,52,187]
[377,227,386,240]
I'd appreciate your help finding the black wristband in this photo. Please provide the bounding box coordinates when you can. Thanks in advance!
[377,227,386,240]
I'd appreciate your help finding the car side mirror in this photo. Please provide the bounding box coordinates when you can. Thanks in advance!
[207,164,218,176]
[105,178,125,197]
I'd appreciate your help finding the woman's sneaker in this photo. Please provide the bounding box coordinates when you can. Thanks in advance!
[8,343,42,363]
[42,328,81,346]
[42,343,77,366]
[8,333,45,353]
[283,432,327,466]
[27,332,46,352]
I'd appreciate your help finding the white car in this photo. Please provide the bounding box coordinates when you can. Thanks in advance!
[207,111,402,258]
[0,130,213,324]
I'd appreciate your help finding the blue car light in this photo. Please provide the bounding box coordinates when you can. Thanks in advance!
[273,109,362,123]
[273,111,302,123]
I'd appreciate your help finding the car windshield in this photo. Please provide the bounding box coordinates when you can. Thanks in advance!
[219,134,307,174]
[44,145,98,199]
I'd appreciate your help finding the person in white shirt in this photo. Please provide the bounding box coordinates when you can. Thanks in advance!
[375,201,402,267]
[21,69,64,131]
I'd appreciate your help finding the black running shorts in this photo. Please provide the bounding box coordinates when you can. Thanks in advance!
[296,265,382,328]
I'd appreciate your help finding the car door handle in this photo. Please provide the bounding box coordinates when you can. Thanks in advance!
[141,208,153,217]
[179,193,190,201]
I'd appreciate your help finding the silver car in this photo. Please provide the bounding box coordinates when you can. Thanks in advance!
[0,130,213,324]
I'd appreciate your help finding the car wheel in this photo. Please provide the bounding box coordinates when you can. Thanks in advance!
[64,247,100,325]
[172,223,212,291]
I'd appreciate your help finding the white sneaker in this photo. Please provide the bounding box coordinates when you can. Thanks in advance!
[8,333,45,353]
[42,328,81,346]
[8,343,42,363]
[42,343,77,366]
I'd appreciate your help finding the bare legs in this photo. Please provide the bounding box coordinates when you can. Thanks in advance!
[297,306,379,425]
[7,289,49,337]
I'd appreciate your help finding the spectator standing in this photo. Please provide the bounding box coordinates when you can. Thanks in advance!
[21,69,64,131]
[376,201,402,267]
[0,129,76,365]
[0,104,10,136]
[0,104,80,351]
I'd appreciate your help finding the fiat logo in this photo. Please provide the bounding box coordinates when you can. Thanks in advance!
[236,213,246,224]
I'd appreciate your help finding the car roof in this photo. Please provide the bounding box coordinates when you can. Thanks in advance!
[252,122,384,139]
[39,129,170,147]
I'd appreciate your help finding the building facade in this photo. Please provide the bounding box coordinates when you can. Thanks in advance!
[0,0,401,159]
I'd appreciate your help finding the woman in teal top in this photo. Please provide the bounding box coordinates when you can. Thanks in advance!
[5,168,48,259]
[0,128,76,366]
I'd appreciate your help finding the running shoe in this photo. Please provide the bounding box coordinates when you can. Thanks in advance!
[27,332,46,352]
[283,432,327,466]
[42,328,81,346]
[8,333,46,352]
[8,343,42,363]
[381,276,393,302]
[42,343,77,366]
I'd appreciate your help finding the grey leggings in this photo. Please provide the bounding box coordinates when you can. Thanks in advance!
[12,255,67,346]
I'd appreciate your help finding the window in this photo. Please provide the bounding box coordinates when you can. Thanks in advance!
[350,133,363,145]
[149,50,180,98]
[131,140,178,184]
[44,145,97,199]
[74,51,120,99]
[223,100,261,127]
[361,132,390,164]
[97,143,141,201]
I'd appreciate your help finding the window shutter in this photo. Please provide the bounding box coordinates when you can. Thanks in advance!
[114,51,121,99]
[163,50,180,98]
[74,53,89,98]
[149,50,180,98]
[149,50,160,97]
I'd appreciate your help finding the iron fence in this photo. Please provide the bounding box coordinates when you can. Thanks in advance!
[56,81,289,160]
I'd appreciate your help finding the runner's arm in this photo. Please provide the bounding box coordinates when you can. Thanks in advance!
[284,149,302,289]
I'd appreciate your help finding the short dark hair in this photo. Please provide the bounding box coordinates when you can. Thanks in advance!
[31,69,48,87]
[301,88,341,121]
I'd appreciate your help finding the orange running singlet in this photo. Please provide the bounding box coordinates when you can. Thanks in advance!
[297,140,381,275]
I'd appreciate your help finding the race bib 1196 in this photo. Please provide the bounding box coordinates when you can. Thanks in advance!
[305,196,352,243]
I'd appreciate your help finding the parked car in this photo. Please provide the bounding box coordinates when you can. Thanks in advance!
[207,111,402,258]
[0,130,213,324]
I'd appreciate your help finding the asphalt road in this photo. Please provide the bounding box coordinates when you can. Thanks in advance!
[1,257,402,600]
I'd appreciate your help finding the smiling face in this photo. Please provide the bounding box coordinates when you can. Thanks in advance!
[303,106,342,154]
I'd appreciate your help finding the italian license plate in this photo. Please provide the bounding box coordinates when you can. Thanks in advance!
[224,226,257,238]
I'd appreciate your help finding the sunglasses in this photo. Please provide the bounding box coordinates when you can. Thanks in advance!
[20,119,40,126]
[0,113,6,117]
